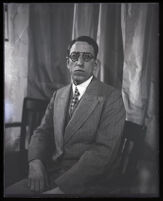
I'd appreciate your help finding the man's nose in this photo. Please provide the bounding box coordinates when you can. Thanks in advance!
[77,55,84,66]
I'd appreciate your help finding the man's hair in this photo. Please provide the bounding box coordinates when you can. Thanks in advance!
[67,36,98,59]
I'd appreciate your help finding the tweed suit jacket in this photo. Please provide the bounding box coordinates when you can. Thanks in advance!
[28,77,126,194]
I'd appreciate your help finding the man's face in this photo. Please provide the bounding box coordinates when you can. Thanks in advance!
[67,41,96,85]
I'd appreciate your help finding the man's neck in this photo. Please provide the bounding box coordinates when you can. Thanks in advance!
[72,76,93,86]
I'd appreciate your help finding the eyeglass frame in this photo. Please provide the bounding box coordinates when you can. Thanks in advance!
[67,51,95,62]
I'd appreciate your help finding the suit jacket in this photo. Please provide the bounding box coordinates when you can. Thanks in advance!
[28,77,126,194]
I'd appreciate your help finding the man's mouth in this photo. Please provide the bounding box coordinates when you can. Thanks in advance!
[74,69,85,73]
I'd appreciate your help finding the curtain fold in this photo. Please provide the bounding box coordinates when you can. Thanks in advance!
[97,3,124,88]
[27,3,74,99]
[5,3,29,151]
[121,3,159,150]
[121,3,148,125]
[72,3,99,40]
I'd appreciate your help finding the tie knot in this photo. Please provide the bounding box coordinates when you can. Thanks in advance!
[74,87,80,97]
[69,87,80,117]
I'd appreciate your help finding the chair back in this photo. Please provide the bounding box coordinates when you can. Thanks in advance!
[19,97,49,151]
[119,121,146,177]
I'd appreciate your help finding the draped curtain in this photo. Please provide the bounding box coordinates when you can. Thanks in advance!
[27,3,158,150]
[27,3,74,99]
[4,4,29,151]
[121,3,159,150]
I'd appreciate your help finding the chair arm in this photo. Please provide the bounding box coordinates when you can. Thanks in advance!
[5,122,22,128]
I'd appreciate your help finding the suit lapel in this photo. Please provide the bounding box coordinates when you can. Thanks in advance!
[52,84,71,160]
[64,78,101,144]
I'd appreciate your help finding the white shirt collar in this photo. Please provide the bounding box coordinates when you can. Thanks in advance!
[72,76,93,100]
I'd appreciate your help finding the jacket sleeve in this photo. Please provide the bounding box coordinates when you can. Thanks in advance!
[55,90,126,194]
[28,92,56,164]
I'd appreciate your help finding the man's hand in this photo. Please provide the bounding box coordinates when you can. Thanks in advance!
[43,187,64,194]
[28,159,49,192]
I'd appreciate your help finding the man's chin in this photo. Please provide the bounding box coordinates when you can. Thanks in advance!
[73,75,86,85]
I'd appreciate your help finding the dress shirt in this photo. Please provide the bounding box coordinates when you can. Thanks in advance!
[72,76,93,100]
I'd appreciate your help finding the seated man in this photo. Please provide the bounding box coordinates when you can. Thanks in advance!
[5,36,126,195]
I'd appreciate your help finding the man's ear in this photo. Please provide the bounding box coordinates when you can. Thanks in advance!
[66,58,70,69]
[93,59,100,78]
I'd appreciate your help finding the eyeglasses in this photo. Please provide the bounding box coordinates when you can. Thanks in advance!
[68,52,94,62]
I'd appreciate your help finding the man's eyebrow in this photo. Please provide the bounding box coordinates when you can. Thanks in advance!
[71,51,93,53]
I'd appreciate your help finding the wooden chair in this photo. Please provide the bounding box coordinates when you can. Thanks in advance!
[93,120,147,195]
[4,97,49,187]
[116,121,146,193]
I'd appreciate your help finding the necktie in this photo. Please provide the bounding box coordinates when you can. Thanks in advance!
[69,87,80,117]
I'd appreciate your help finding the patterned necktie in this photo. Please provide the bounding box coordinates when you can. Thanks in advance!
[69,87,80,117]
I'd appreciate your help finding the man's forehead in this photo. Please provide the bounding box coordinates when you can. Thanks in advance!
[70,41,94,54]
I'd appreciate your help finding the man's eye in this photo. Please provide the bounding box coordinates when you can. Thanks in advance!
[71,53,77,57]
[83,54,92,61]
[70,53,78,61]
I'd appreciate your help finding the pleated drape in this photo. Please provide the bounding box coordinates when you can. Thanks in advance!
[121,3,159,149]
[27,3,74,99]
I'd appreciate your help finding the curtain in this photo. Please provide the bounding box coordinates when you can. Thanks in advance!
[97,3,124,88]
[72,3,99,40]
[121,4,159,193]
[27,3,74,99]
[121,3,159,150]
[5,3,29,151]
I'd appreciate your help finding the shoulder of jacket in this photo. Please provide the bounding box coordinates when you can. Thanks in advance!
[52,84,70,93]
[96,79,121,98]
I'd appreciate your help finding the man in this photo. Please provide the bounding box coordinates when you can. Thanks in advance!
[6,36,126,195]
